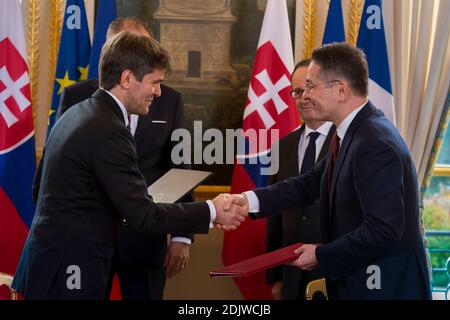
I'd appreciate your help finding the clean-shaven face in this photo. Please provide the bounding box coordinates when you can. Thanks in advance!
[291,66,312,121]
[302,61,340,123]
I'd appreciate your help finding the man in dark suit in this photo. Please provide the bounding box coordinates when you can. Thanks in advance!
[32,18,194,300]
[266,59,334,300]
[12,31,245,300]
[223,43,431,299]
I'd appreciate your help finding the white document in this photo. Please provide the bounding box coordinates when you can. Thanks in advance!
[147,168,212,204]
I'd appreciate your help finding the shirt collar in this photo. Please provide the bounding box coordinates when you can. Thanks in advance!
[304,121,333,138]
[336,100,368,141]
[102,89,129,127]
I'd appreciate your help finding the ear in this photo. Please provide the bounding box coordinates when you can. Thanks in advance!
[336,81,349,102]
[119,69,133,89]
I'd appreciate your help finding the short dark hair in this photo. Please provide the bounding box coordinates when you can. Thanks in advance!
[311,43,368,97]
[106,17,153,39]
[99,31,171,90]
[292,58,311,78]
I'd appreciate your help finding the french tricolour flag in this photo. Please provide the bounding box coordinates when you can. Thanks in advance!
[357,0,396,125]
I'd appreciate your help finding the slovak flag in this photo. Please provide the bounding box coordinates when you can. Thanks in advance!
[222,0,300,300]
[357,0,396,125]
[0,0,36,296]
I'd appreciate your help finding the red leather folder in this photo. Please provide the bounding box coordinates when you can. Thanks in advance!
[210,243,303,278]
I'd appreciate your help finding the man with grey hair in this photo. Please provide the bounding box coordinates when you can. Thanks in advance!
[222,43,431,300]
[266,59,334,300]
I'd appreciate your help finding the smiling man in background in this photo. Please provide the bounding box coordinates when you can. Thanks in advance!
[266,59,334,300]
[223,43,431,300]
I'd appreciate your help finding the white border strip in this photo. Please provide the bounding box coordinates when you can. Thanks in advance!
[0,131,34,155]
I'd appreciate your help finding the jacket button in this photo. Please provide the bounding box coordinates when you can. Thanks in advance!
[122,218,128,226]
[301,216,307,221]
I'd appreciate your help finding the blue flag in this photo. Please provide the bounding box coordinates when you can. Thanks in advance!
[323,0,346,44]
[47,0,91,136]
[88,0,117,79]
[357,0,395,125]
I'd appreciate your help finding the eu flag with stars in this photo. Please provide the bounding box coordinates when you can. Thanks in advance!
[88,0,116,79]
[47,0,91,136]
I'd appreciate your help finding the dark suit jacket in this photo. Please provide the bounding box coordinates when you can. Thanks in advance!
[266,124,334,299]
[252,102,431,300]
[34,79,192,268]
[12,89,210,299]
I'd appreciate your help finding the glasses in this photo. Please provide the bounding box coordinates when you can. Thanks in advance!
[289,87,305,99]
[304,80,342,93]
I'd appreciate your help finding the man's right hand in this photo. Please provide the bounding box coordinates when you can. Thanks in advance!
[272,281,283,300]
[212,193,248,231]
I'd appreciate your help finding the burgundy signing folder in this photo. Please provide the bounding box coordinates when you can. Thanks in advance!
[210,243,303,278]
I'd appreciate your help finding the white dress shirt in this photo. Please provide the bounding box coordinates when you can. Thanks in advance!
[335,101,367,145]
[297,122,333,174]
[103,89,139,135]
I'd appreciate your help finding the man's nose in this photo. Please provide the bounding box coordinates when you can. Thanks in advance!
[301,89,310,102]
[153,84,161,97]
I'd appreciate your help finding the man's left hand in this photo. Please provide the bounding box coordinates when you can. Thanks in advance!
[165,241,190,278]
[291,244,320,271]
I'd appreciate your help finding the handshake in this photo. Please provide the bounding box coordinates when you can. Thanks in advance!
[211,193,250,231]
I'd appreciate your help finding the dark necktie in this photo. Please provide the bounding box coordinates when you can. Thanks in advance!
[300,131,320,174]
[327,133,340,193]
[126,114,131,131]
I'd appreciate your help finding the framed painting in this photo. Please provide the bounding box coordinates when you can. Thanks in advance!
[116,0,296,184]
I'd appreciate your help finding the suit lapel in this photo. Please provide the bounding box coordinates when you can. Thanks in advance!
[134,114,147,140]
[329,101,378,203]
[92,89,126,126]
[318,125,336,161]
[289,126,303,175]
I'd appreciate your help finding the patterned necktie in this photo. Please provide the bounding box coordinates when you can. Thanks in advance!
[300,131,320,174]
[327,133,340,193]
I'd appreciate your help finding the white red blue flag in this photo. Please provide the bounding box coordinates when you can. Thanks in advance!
[0,0,36,294]
[222,0,300,299]
[357,0,396,125]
